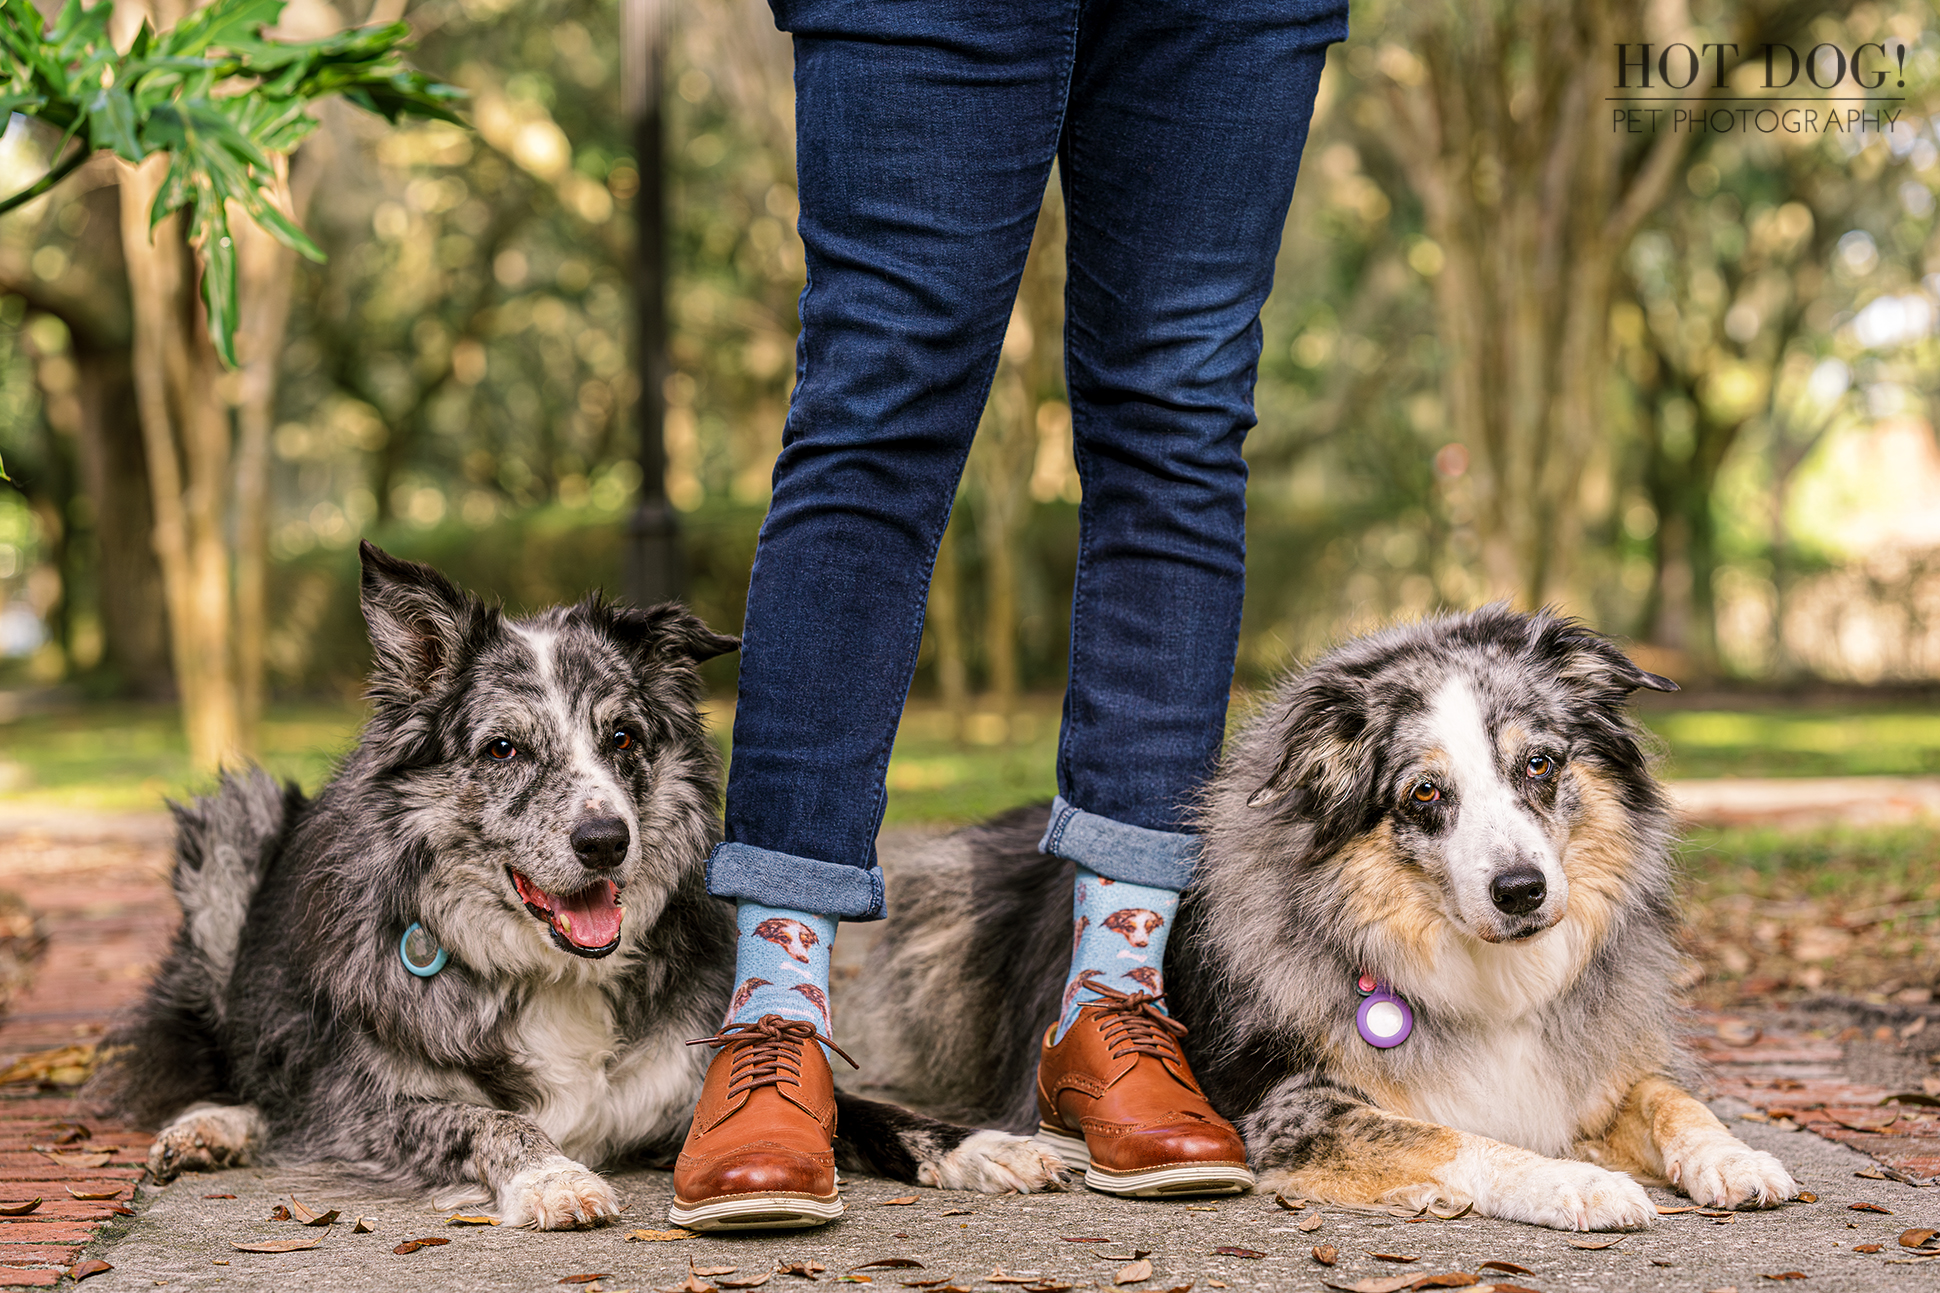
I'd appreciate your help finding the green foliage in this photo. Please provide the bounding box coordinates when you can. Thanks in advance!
[0,0,462,363]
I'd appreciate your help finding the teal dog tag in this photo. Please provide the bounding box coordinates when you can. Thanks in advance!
[400,923,448,977]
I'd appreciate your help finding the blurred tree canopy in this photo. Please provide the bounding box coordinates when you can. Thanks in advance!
[3,0,1940,747]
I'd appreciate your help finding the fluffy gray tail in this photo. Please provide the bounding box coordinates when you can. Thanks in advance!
[88,769,302,1128]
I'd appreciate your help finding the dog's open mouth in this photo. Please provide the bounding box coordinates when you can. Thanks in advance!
[509,868,623,958]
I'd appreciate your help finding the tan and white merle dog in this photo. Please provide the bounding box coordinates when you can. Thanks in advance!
[846,608,1796,1231]
[90,543,1063,1228]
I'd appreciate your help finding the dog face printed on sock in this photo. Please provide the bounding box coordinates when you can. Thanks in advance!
[1061,968,1107,1018]
[754,917,820,964]
[729,977,770,1020]
[1102,908,1164,948]
[1125,966,1163,995]
[789,983,831,1032]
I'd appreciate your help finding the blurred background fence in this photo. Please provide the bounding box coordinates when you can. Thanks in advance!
[2,0,1940,784]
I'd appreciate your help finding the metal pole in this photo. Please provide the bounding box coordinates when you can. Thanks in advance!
[622,0,683,607]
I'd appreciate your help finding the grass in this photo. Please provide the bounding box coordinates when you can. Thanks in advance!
[4,694,1940,821]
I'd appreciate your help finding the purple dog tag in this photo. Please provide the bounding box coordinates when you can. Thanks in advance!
[1356,987,1413,1048]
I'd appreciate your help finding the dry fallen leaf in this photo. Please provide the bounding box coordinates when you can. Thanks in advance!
[203,1194,237,1200]
[1478,1260,1534,1274]
[288,1196,320,1223]
[941,1209,972,1217]
[1656,1205,1698,1214]
[1366,1252,1420,1263]
[268,1205,292,1221]
[1413,1277,1479,1290]
[560,1277,615,1285]
[628,1228,699,1242]
[1856,1244,1883,1253]
[235,1236,325,1253]
[67,1187,120,1201]
[1274,1193,1308,1210]
[779,1262,827,1277]
[37,1150,111,1169]
[1567,1235,1624,1249]
[50,1122,90,1144]
[305,1210,341,1228]
[1797,1192,1818,1203]
[1022,1284,1079,1293]
[1760,1274,1806,1282]
[853,1261,925,1272]
[1062,1238,1113,1243]
[0,1198,40,1216]
[1299,1213,1324,1233]
[1115,1259,1153,1285]
[664,1276,720,1293]
[721,1276,774,1290]
[692,1265,739,1278]
[353,1217,373,1234]
[393,1236,449,1254]
[903,1281,957,1289]
[1697,1209,1734,1218]
[1210,1247,1264,1259]
[1152,1286,1192,1293]
[67,1260,112,1282]
[1319,1276,1434,1293]
[1902,1229,1940,1249]
[1851,1202,1893,1214]
[988,1272,1046,1285]
[1715,1019,1762,1046]
[0,1043,98,1086]
[1312,1246,1338,1266]
[877,1196,918,1206]
[449,1214,499,1226]
[1428,1203,1473,1220]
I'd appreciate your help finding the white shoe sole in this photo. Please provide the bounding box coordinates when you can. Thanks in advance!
[1032,1125,1255,1198]
[667,1192,844,1231]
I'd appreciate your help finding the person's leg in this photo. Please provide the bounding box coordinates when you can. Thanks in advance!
[673,0,1076,1232]
[1033,0,1347,1197]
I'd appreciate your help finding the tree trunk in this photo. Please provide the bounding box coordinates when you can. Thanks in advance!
[119,155,244,772]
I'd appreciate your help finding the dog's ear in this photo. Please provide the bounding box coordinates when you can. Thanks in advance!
[1531,613,1679,698]
[608,602,741,664]
[358,541,489,701]
[1245,677,1373,825]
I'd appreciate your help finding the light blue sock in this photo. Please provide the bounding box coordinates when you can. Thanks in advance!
[727,902,836,1035]
[1054,866,1180,1042]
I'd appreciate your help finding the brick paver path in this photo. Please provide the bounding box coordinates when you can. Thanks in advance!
[0,815,171,1285]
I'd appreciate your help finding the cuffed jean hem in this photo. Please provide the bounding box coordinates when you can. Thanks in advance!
[1037,795,1198,891]
[706,842,887,921]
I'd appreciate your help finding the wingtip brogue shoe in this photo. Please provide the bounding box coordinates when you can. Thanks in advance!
[1032,983,1254,1197]
[669,1015,851,1230]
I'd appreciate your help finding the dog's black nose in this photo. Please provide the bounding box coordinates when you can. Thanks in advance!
[1490,867,1547,915]
[570,816,631,869]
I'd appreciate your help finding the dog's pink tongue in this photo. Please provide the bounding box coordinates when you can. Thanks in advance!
[552,880,622,949]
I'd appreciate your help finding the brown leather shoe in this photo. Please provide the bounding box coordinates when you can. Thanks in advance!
[1034,983,1254,1197]
[669,1015,854,1230]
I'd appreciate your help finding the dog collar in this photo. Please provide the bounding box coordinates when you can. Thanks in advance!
[400,923,448,977]
[1355,971,1413,1048]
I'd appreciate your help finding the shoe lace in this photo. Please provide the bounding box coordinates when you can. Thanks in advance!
[687,1014,858,1100]
[1081,980,1190,1062]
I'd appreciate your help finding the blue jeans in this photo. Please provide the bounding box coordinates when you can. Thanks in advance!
[707,0,1348,920]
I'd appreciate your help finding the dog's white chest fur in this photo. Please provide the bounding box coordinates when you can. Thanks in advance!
[1397,927,1590,1158]
[508,985,702,1165]
[1405,1023,1580,1157]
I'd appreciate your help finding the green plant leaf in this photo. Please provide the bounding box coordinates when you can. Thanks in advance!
[85,85,143,161]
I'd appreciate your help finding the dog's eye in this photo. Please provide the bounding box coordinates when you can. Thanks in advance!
[1410,781,1440,803]
[1526,754,1554,779]
[486,739,519,761]
[611,728,634,752]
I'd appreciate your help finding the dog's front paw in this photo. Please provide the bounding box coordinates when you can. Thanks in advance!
[1667,1135,1795,1210]
[500,1156,623,1229]
[147,1103,263,1183]
[1489,1158,1654,1232]
[915,1129,1070,1193]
